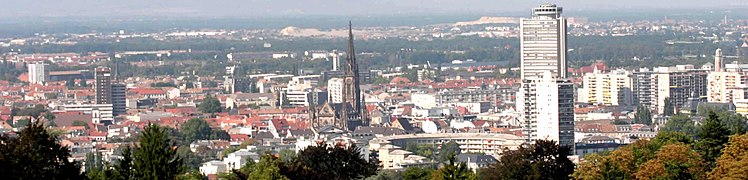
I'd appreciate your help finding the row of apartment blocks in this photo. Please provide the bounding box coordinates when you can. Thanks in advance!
[580,65,708,114]
[578,60,748,117]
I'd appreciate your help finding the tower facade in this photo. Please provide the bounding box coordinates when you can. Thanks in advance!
[518,72,575,150]
[312,22,367,131]
[27,63,47,84]
[341,21,366,127]
[520,4,568,79]
[715,49,723,72]
[95,67,113,105]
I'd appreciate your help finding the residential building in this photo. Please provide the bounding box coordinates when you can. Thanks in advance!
[327,78,344,103]
[707,71,746,103]
[578,69,633,106]
[517,72,575,151]
[633,66,707,114]
[520,4,568,79]
[27,63,47,84]
[60,104,114,124]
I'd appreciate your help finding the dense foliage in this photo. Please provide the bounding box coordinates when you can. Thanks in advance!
[480,140,574,180]
[0,122,83,179]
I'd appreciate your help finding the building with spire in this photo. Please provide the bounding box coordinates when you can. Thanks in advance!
[312,22,367,131]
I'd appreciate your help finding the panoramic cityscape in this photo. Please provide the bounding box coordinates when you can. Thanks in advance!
[1,1,748,179]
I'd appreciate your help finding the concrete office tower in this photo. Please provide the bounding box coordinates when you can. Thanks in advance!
[517,72,575,151]
[331,50,340,71]
[111,83,127,116]
[27,63,47,84]
[95,67,113,105]
[520,4,568,80]
[715,49,723,72]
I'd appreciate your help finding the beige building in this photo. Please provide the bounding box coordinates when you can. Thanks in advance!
[578,69,633,106]
[707,71,746,103]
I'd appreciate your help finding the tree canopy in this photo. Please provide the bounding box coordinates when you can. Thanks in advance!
[0,121,83,179]
[133,124,185,179]
[281,143,378,180]
[199,95,223,113]
[709,133,748,179]
[480,140,574,180]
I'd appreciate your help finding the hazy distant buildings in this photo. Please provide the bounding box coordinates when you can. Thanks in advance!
[27,63,47,84]
[520,4,568,79]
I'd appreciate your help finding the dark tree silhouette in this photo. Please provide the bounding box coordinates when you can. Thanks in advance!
[281,143,378,180]
[480,140,574,180]
[133,124,184,179]
[0,121,83,179]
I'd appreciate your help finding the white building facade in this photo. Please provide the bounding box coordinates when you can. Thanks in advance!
[520,4,568,79]
[27,63,47,84]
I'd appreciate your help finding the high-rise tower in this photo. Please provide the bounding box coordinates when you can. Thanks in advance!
[27,63,47,85]
[95,67,113,104]
[715,48,723,72]
[517,4,574,153]
[520,4,568,79]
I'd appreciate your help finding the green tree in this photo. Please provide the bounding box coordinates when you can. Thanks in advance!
[281,143,378,180]
[663,97,675,116]
[717,111,748,135]
[694,111,730,168]
[438,140,461,163]
[177,169,207,180]
[113,146,134,180]
[402,166,435,180]
[431,153,476,180]
[225,154,288,180]
[133,124,184,179]
[199,95,222,113]
[0,121,83,179]
[480,140,574,180]
[709,133,748,179]
[181,118,213,143]
[662,114,697,135]
[571,131,695,180]
[634,105,652,125]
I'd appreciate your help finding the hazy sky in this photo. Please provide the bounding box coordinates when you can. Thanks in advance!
[1,0,746,18]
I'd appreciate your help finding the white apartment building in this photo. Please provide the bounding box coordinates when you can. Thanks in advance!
[410,93,437,109]
[633,65,708,114]
[520,4,568,79]
[61,104,114,124]
[707,71,746,103]
[517,72,575,150]
[327,78,344,103]
[578,69,633,106]
[27,63,47,84]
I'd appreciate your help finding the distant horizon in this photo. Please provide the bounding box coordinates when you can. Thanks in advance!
[1,0,746,19]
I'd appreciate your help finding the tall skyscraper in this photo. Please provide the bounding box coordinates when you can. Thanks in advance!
[518,72,575,150]
[95,67,113,105]
[27,63,47,84]
[517,4,573,152]
[520,4,568,79]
